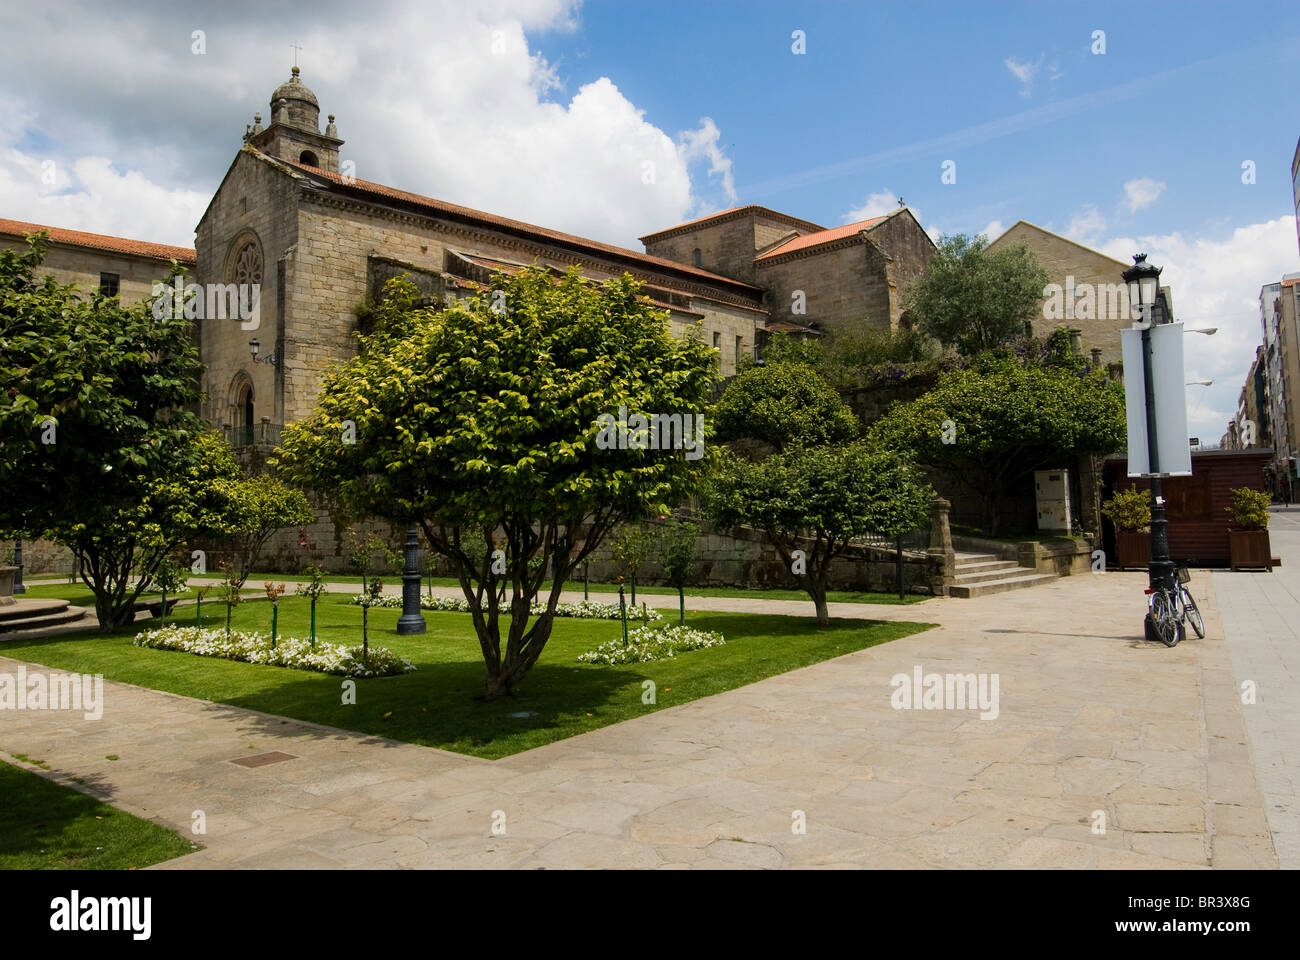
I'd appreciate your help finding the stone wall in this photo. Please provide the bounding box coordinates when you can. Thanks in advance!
[0,237,185,308]
[756,241,889,335]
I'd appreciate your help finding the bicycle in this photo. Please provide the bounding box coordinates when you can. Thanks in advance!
[1144,583,1185,647]
[1171,566,1205,639]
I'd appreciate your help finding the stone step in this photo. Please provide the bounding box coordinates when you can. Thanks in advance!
[954,565,1034,585]
[950,573,1058,599]
[953,552,1000,564]
[0,598,70,622]
[0,604,88,633]
[953,559,1021,574]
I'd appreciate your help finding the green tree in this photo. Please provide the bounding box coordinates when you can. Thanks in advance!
[657,517,700,625]
[150,556,188,625]
[707,362,932,624]
[274,267,716,699]
[903,234,1049,355]
[609,524,654,604]
[214,474,314,587]
[712,361,859,453]
[705,444,932,625]
[0,235,238,630]
[869,354,1125,535]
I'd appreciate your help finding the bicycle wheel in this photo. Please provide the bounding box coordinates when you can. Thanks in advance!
[1149,590,1183,647]
[1181,587,1205,639]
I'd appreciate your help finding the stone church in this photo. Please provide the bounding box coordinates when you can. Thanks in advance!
[4,66,938,570]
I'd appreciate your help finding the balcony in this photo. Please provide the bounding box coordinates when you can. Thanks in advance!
[225,420,282,448]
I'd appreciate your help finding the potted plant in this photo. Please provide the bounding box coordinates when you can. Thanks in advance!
[1101,487,1151,570]
[1227,487,1272,571]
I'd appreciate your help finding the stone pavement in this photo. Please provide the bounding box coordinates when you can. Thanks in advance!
[0,568,1280,869]
[1213,505,1300,869]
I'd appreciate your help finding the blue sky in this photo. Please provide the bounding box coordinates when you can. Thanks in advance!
[1,0,1298,438]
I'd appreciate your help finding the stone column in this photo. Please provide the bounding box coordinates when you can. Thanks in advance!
[927,498,955,597]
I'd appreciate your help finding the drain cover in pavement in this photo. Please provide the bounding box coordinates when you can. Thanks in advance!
[230,751,298,768]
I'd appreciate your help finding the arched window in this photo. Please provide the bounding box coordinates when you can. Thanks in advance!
[692,248,702,268]
[299,150,319,167]
[230,238,263,286]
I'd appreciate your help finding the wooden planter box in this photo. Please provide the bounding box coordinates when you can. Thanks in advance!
[1229,529,1272,571]
[1114,531,1150,570]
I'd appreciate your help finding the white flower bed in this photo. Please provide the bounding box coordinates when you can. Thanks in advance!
[133,625,416,678]
[577,624,726,665]
[355,594,661,621]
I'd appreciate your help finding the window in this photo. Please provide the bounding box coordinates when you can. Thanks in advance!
[693,248,702,268]
[299,150,319,167]
[712,331,721,349]
[98,272,119,298]
[735,335,744,362]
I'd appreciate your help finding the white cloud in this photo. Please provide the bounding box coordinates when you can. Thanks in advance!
[1099,216,1300,440]
[1004,55,1044,97]
[979,220,1005,242]
[0,0,736,249]
[1066,205,1107,244]
[844,188,906,223]
[1123,176,1166,214]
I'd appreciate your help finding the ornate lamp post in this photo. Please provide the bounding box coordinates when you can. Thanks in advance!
[13,539,24,594]
[1124,254,1177,608]
[396,526,426,635]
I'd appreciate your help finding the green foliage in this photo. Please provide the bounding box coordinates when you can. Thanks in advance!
[609,524,654,583]
[746,332,825,369]
[712,361,859,453]
[274,266,717,699]
[869,354,1125,534]
[1226,487,1271,530]
[295,565,329,601]
[212,474,314,587]
[0,235,239,629]
[657,517,700,590]
[704,443,933,623]
[1101,488,1151,532]
[903,234,1050,355]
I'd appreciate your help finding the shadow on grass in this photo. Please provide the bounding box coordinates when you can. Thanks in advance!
[201,659,644,757]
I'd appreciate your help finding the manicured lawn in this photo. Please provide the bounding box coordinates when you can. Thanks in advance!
[0,760,197,869]
[2,594,934,759]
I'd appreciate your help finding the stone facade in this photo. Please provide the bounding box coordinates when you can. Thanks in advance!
[986,220,1132,363]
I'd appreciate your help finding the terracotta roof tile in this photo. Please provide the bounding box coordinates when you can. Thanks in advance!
[638,204,826,242]
[286,162,761,296]
[754,216,887,261]
[0,218,196,264]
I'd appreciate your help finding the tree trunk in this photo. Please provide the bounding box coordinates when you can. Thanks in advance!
[807,580,830,627]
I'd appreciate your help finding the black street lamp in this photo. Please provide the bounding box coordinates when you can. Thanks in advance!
[396,526,426,635]
[249,337,280,366]
[13,539,24,594]
[1124,254,1177,618]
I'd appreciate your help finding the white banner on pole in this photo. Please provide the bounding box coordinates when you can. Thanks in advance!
[1121,322,1192,477]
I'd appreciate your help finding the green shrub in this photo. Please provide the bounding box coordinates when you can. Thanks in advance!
[1226,487,1271,530]
[1101,488,1150,532]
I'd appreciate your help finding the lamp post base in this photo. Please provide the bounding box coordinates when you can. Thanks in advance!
[396,526,426,636]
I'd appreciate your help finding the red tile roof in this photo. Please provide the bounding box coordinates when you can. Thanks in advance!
[0,217,196,264]
[638,205,826,243]
[754,216,886,261]
[286,162,762,296]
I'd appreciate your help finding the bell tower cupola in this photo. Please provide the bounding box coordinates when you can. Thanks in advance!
[244,66,344,173]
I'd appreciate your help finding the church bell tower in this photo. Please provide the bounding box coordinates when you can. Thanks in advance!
[244,66,343,172]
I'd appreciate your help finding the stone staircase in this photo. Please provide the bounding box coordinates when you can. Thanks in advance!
[0,597,89,634]
[950,552,1057,598]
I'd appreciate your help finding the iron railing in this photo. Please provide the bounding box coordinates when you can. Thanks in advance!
[225,422,283,448]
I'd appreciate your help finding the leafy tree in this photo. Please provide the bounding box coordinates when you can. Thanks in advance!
[151,556,188,625]
[705,444,932,625]
[869,354,1125,535]
[903,234,1049,355]
[657,517,700,625]
[274,267,716,699]
[214,474,314,587]
[0,235,238,630]
[609,524,654,604]
[216,561,241,637]
[712,361,859,453]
